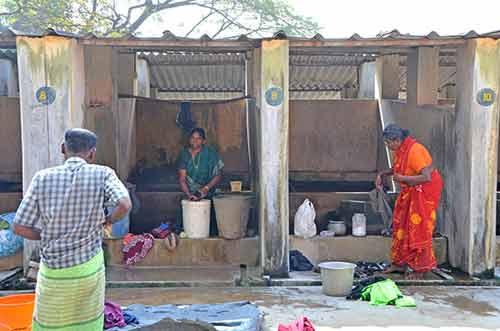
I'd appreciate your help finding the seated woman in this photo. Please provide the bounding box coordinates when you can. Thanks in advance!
[376,124,443,280]
[176,128,224,236]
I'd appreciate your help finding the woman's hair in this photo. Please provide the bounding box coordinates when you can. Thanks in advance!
[383,124,410,141]
[189,127,206,140]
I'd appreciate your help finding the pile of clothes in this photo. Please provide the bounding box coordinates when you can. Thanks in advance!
[354,261,389,278]
[122,222,179,265]
[105,300,139,329]
[347,276,416,308]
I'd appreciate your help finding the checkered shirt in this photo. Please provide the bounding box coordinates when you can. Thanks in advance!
[14,157,129,269]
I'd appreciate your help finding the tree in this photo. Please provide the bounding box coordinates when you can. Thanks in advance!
[0,0,320,38]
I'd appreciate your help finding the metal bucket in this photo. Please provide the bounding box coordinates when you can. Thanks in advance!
[213,194,253,239]
[318,261,356,296]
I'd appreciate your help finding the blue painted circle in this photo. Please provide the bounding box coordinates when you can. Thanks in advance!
[477,88,496,107]
[36,86,56,105]
[265,87,284,107]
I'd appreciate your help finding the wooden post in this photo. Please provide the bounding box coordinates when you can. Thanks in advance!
[444,38,500,276]
[135,57,151,98]
[357,62,376,99]
[374,55,400,100]
[258,40,289,277]
[17,36,85,271]
[407,47,440,105]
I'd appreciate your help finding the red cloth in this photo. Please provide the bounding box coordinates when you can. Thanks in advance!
[278,317,315,331]
[392,137,443,272]
[122,233,154,265]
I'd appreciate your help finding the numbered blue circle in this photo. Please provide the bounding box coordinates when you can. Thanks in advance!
[36,86,56,105]
[265,87,284,107]
[477,88,496,107]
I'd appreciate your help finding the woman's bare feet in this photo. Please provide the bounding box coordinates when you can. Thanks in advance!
[382,265,406,274]
[405,272,425,280]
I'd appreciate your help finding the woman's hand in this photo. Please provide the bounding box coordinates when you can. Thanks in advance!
[197,186,209,199]
[188,193,199,201]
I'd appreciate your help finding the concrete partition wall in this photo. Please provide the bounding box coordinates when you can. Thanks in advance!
[17,36,86,270]
[378,100,449,233]
[289,100,380,182]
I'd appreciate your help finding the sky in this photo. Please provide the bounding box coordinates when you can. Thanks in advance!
[136,0,500,38]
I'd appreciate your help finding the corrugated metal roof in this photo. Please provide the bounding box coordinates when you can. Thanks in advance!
[143,50,457,95]
[140,52,245,91]
[2,26,500,42]
[0,48,16,60]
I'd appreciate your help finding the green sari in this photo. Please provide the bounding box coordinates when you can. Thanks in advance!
[177,145,224,197]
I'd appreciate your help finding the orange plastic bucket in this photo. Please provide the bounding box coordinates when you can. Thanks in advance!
[0,294,34,331]
[0,323,12,331]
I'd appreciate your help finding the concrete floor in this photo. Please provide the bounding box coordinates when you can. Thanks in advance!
[106,286,500,330]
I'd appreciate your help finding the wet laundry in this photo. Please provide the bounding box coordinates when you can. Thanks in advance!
[354,261,389,278]
[347,275,386,300]
[105,300,127,329]
[290,250,314,272]
[360,279,416,308]
[122,233,155,265]
[151,222,172,239]
[278,316,315,331]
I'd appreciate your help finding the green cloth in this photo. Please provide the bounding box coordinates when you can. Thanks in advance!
[395,296,417,308]
[177,145,224,197]
[32,250,105,331]
[361,279,416,307]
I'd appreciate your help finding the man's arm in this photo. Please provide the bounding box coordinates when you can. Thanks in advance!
[104,169,132,225]
[13,173,42,240]
[13,224,41,240]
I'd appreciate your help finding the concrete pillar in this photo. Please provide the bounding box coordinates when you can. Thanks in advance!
[444,39,500,276]
[374,55,400,100]
[407,47,440,105]
[357,62,376,99]
[258,40,289,277]
[17,36,85,271]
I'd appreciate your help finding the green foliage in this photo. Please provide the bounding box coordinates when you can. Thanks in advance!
[0,0,320,37]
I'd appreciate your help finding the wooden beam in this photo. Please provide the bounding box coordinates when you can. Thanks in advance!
[444,38,500,276]
[79,37,465,49]
[259,40,289,277]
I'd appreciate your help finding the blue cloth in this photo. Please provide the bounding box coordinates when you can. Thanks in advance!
[107,301,261,331]
[124,312,139,325]
[0,212,23,257]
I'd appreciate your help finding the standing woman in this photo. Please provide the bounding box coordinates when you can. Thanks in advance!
[376,124,443,280]
[177,128,224,236]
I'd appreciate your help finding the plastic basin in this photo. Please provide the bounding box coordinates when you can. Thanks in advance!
[0,294,35,330]
[318,261,356,296]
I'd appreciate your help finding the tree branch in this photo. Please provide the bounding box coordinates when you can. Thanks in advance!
[185,10,213,37]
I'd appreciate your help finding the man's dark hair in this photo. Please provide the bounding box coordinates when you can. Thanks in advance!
[64,128,97,154]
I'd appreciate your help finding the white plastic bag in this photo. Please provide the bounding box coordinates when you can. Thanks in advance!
[294,199,317,238]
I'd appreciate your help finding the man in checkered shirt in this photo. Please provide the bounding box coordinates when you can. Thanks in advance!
[13,128,131,330]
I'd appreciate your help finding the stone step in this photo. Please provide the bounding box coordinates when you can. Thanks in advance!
[104,237,259,267]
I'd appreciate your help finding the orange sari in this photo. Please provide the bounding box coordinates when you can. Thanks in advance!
[391,136,443,272]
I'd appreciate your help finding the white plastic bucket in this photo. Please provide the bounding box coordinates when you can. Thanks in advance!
[182,199,211,239]
[318,261,356,296]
